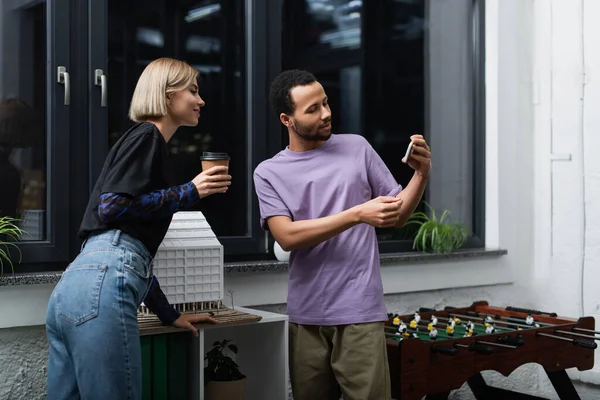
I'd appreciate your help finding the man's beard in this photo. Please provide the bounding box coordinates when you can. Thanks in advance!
[291,119,331,142]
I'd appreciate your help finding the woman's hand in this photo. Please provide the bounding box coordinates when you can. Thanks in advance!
[172,313,218,336]
[192,166,231,198]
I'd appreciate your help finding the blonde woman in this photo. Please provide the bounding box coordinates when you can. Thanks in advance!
[45,58,229,399]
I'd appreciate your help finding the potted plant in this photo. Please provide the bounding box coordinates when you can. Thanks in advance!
[405,202,468,253]
[0,216,24,276]
[204,339,246,400]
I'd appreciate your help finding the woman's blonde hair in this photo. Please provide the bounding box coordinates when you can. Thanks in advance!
[128,58,199,122]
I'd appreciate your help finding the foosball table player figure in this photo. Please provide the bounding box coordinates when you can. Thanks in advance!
[410,312,421,330]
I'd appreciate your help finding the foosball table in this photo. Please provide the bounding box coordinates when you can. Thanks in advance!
[386,301,597,400]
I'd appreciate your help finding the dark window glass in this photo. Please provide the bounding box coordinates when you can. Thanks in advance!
[282,0,484,250]
[0,2,47,242]
[107,0,246,238]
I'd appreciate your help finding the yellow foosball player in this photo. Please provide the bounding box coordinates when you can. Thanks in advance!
[427,315,438,331]
[410,312,421,330]
[393,315,400,326]
[463,321,475,337]
[446,318,456,336]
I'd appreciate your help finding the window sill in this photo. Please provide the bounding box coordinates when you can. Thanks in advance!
[0,271,64,287]
[0,248,507,287]
[224,248,507,273]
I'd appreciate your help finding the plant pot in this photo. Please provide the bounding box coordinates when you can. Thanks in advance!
[205,378,246,400]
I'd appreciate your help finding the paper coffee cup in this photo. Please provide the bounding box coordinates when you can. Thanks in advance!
[200,152,230,173]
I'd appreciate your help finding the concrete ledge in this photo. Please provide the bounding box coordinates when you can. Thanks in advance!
[224,248,508,273]
[0,248,507,287]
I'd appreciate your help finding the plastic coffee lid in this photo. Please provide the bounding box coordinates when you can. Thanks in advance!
[200,152,230,160]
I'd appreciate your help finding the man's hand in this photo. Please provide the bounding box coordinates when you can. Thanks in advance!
[172,313,217,337]
[356,196,403,228]
[405,135,431,178]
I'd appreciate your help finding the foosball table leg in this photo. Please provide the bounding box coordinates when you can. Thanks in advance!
[545,369,581,400]
[467,372,549,400]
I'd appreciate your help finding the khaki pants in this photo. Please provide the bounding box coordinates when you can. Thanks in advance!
[289,321,391,400]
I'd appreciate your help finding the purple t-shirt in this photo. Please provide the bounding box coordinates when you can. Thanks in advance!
[253,134,402,325]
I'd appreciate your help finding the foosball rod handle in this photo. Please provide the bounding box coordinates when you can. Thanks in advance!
[574,338,598,349]
[465,343,493,354]
[497,335,525,347]
[431,346,458,356]
[505,305,558,317]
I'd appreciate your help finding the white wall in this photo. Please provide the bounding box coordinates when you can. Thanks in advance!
[581,0,600,333]
[530,0,600,384]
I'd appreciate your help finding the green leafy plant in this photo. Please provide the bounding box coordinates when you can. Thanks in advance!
[204,339,245,384]
[0,216,25,276]
[405,202,468,253]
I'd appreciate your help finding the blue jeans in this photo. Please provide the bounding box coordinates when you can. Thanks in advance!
[46,229,153,400]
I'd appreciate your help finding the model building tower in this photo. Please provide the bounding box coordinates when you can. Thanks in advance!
[139,211,224,315]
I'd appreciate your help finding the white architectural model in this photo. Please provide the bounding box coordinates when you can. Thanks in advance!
[139,211,224,314]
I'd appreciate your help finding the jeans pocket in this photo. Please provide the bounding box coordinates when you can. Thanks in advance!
[122,252,153,305]
[123,251,152,280]
[56,264,107,326]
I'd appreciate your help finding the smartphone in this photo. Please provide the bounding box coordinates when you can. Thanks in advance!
[401,141,414,164]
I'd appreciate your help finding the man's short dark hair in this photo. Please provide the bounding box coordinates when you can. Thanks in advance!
[269,69,317,116]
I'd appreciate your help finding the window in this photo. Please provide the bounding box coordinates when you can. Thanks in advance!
[8,0,272,272]
[0,3,47,236]
[106,0,247,237]
[103,0,266,256]
[0,0,72,272]
[281,0,485,252]
[4,0,485,273]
